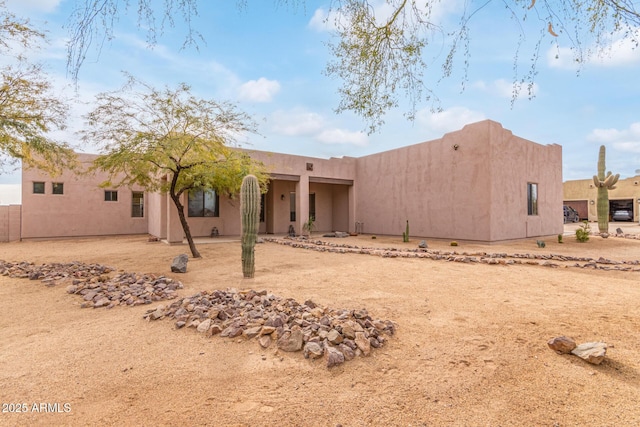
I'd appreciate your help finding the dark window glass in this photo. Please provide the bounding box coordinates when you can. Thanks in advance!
[33,182,45,194]
[52,182,64,195]
[132,192,144,217]
[188,190,219,217]
[527,183,538,216]
[105,191,118,201]
[260,193,266,223]
[290,192,296,222]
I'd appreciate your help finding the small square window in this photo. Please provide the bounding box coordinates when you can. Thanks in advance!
[33,182,45,194]
[52,182,64,195]
[104,190,118,202]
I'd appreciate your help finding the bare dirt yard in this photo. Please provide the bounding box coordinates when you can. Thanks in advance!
[1,224,640,427]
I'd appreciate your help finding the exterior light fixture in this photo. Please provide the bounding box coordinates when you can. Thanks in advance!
[280,194,285,201]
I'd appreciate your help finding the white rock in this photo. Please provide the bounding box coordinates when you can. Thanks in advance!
[571,342,607,365]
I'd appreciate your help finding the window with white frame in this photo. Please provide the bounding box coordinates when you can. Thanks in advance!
[104,190,118,201]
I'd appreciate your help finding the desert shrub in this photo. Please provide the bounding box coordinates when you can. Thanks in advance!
[575,221,591,243]
[557,234,563,243]
[450,241,458,246]
[536,240,546,248]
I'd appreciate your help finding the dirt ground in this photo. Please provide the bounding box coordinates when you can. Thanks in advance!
[1,224,639,427]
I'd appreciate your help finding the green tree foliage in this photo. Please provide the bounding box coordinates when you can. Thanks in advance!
[66,1,640,133]
[0,2,75,175]
[82,76,268,258]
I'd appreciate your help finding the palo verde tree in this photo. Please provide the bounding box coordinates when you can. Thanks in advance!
[82,76,268,258]
[65,1,640,133]
[0,1,75,174]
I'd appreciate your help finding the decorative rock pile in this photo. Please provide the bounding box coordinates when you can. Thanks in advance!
[67,272,183,308]
[0,260,183,308]
[0,260,113,285]
[143,288,396,368]
[263,237,640,272]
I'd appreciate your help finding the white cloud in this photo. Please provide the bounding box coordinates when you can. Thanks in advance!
[271,109,325,136]
[473,79,539,99]
[5,0,61,14]
[270,108,368,147]
[587,122,640,153]
[593,39,640,67]
[416,106,485,134]
[309,1,464,33]
[316,129,368,146]
[548,28,640,69]
[238,78,281,103]
[308,8,335,32]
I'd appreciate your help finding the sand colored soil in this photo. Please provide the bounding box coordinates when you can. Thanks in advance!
[1,225,640,426]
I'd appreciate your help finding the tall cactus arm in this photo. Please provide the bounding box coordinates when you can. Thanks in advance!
[610,173,620,187]
[603,173,615,187]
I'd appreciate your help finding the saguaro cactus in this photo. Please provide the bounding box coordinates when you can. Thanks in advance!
[240,174,261,278]
[592,145,619,235]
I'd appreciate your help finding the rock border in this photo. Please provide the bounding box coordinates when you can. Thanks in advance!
[263,237,640,272]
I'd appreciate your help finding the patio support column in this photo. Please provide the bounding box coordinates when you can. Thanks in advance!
[348,183,356,233]
[296,175,309,235]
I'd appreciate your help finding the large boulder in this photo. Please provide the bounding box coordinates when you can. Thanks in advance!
[171,254,189,273]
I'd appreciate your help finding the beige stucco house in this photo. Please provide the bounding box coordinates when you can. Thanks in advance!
[16,120,563,243]
[564,175,640,222]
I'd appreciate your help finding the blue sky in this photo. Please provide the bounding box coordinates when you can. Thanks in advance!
[1,0,640,204]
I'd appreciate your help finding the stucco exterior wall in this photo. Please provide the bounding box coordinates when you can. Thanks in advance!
[154,149,357,242]
[487,121,564,240]
[354,126,492,240]
[331,185,351,232]
[181,195,242,238]
[146,192,166,239]
[354,120,562,241]
[21,154,148,239]
[0,205,21,242]
[247,150,356,236]
[17,120,561,242]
